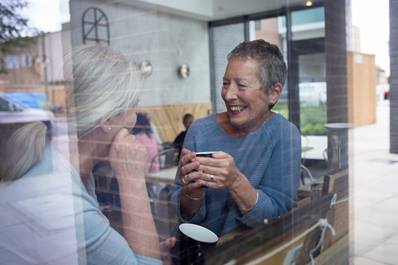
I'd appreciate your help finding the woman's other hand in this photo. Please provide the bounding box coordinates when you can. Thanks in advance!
[179,148,204,214]
[196,151,241,189]
[109,128,148,180]
[160,237,176,265]
[179,148,202,189]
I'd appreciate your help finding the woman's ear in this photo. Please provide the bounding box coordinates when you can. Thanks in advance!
[269,83,282,105]
[99,119,113,133]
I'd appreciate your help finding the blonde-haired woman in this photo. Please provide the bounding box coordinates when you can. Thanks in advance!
[0,45,168,265]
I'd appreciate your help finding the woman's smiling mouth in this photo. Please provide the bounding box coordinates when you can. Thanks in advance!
[229,105,247,113]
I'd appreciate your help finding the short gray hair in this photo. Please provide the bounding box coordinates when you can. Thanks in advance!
[66,44,140,136]
[227,39,287,93]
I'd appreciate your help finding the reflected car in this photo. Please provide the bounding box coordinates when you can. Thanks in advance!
[0,93,55,124]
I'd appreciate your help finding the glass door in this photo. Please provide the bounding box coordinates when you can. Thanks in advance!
[291,39,326,136]
[288,7,326,135]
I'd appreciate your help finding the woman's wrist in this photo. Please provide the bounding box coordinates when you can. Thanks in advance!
[185,193,201,200]
[113,167,145,181]
[116,175,147,193]
[183,186,203,200]
[228,172,258,213]
[181,186,203,219]
[229,170,243,191]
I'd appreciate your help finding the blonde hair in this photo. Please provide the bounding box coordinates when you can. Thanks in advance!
[0,122,47,182]
[0,45,140,181]
[67,44,140,136]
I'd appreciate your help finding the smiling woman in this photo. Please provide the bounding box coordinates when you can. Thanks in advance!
[169,40,302,236]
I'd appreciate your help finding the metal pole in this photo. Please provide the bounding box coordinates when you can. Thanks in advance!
[40,34,49,108]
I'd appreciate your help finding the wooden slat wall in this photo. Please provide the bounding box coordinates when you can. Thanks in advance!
[347,51,377,126]
[139,102,212,142]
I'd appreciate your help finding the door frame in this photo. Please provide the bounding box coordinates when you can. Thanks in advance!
[287,37,325,128]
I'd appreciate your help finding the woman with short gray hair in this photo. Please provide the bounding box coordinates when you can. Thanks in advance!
[170,39,301,236]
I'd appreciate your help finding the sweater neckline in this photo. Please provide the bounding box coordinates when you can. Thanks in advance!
[211,112,279,140]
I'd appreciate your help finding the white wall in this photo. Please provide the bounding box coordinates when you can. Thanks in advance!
[212,0,309,20]
[69,0,211,106]
[43,31,66,83]
[124,0,315,21]
[122,0,214,20]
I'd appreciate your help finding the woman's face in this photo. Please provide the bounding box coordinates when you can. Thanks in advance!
[221,58,279,133]
[112,108,137,129]
[104,108,137,138]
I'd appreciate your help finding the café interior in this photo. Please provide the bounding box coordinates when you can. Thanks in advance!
[1,0,394,264]
[77,1,350,263]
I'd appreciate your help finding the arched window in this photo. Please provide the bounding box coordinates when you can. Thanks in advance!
[82,7,110,45]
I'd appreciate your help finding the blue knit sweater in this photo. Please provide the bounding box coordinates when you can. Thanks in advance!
[169,113,301,236]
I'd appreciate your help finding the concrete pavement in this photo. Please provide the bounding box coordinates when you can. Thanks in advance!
[351,101,398,265]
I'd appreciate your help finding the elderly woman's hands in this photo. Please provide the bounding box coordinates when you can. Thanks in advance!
[196,151,241,189]
[179,149,241,190]
[179,149,257,215]
[179,148,206,201]
[109,128,148,181]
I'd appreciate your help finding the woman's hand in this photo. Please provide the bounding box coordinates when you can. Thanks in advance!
[109,128,148,180]
[179,148,201,188]
[179,148,204,217]
[160,237,176,265]
[196,151,241,189]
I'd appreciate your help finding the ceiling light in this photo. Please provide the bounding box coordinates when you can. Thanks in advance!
[305,0,313,7]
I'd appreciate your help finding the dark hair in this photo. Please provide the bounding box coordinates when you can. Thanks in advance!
[182,113,193,124]
[227,39,287,93]
[131,112,153,136]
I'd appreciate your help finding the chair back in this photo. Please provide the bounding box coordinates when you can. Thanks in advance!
[157,147,178,169]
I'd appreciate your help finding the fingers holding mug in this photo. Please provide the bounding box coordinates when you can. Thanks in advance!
[181,171,202,185]
[208,174,215,182]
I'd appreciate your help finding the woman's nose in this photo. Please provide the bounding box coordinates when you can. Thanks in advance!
[224,85,238,100]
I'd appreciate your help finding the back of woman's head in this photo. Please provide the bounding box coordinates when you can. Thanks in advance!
[131,112,153,136]
[0,45,140,182]
[67,44,140,136]
[0,122,48,182]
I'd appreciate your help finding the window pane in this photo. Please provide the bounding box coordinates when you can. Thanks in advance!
[250,16,288,119]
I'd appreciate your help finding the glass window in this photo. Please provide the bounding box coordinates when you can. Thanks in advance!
[292,7,325,25]
[250,16,289,119]
[299,53,327,136]
[210,23,245,113]
[291,7,325,40]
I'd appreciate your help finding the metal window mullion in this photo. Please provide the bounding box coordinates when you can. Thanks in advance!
[94,9,99,42]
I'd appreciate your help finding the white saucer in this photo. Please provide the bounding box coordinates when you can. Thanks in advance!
[179,223,218,243]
